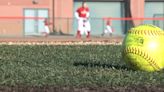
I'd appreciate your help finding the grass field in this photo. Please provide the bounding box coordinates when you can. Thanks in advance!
[0,45,164,89]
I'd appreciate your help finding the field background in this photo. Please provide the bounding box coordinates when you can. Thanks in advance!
[0,44,164,92]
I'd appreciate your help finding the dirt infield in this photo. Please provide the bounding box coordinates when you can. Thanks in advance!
[0,36,124,45]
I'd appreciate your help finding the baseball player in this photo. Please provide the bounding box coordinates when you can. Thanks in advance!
[75,1,91,39]
[42,18,51,37]
[101,20,114,36]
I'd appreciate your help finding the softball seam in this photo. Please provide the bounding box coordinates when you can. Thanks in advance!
[123,47,161,70]
[128,30,164,36]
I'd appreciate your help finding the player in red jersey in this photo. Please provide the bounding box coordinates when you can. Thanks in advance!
[75,1,91,39]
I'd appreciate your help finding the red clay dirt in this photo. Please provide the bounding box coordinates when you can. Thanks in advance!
[0,36,124,45]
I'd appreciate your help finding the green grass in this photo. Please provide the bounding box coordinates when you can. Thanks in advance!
[0,45,164,87]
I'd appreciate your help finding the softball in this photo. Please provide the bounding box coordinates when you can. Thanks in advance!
[122,24,164,72]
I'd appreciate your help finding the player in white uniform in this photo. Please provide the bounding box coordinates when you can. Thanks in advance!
[102,20,114,36]
[75,1,91,39]
[42,18,51,37]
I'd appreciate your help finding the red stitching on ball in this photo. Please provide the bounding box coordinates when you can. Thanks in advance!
[128,29,164,36]
[123,47,161,70]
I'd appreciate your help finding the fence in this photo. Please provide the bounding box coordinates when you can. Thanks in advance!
[0,17,163,38]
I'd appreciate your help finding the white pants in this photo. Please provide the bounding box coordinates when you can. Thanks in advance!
[104,25,113,34]
[78,18,91,35]
[44,26,50,34]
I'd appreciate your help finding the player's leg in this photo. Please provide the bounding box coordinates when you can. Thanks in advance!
[80,28,85,37]
[84,28,88,37]
[106,26,113,36]
[86,31,90,39]
[76,20,83,39]
[76,30,81,38]
[42,26,49,37]
[101,29,108,36]
[85,21,91,39]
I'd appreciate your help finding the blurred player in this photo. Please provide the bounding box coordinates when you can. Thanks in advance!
[75,1,91,39]
[42,18,51,37]
[101,20,114,36]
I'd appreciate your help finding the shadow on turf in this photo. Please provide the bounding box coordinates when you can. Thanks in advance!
[73,62,131,70]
